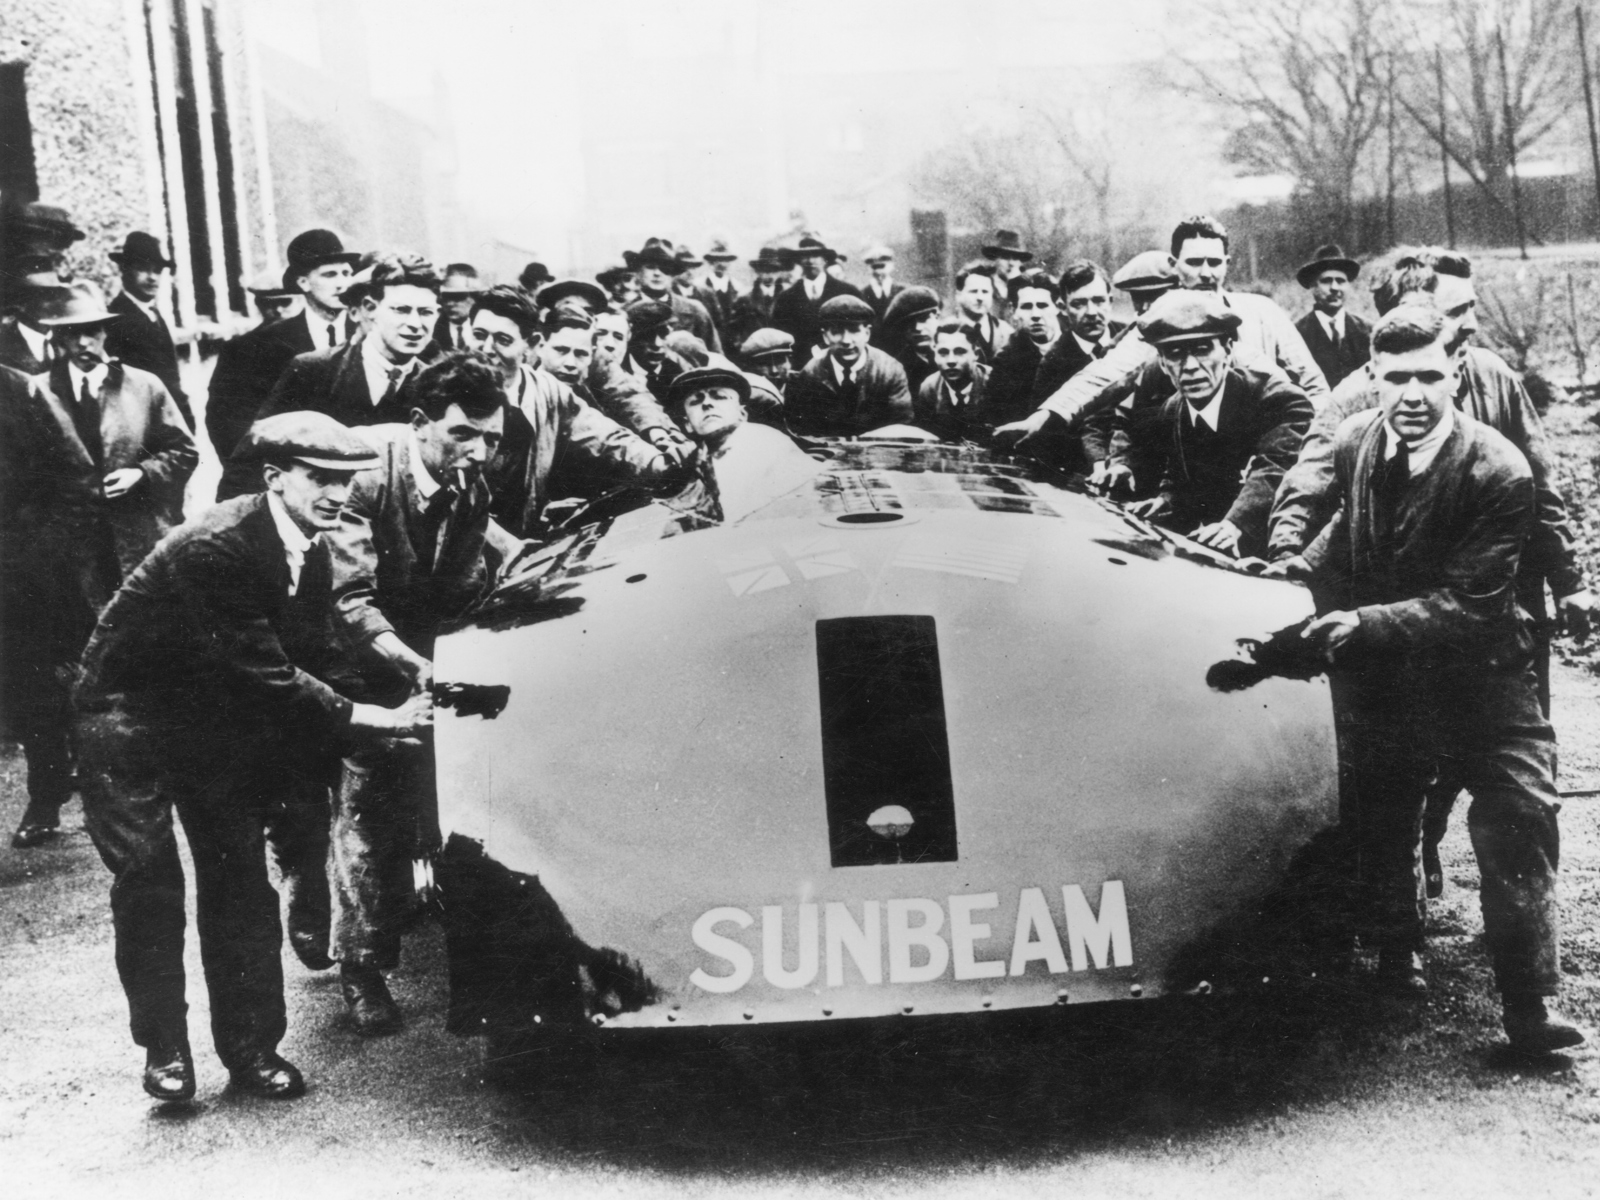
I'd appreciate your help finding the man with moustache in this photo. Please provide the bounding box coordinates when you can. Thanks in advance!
[1294,244,1371,388]
[770,235,863,367]
[104,232,193,428]
[784,295,912,436]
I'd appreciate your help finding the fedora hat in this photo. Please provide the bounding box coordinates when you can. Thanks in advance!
[284,228,362,273]
[703,238,737,262]
[1296,244,1361,289]
[981,229,1033,261]
[675,245,705,270]
[624,237,687,274]
[109,231,174,269]
[33,280,118,328]
[791,235,838,264]
[595,259,635,288]
[519,261,554,291]
[748,245,791,272]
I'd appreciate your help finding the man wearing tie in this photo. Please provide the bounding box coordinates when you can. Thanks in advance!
[784,295,913,436]
[103,232,193,429]
[1294,244,1371,389]
[434,263,484,351]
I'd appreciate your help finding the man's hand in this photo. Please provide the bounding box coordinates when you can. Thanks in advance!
[1303,609,1360,663]
[1262,554,1312,581]
[1559,589,1595,641]
[1125,495,1171,521]
[992,409,1054,452]
[1095,461,1135,496]
[102,467,144,499]
[647,427,686,465]
[350,693,433,737]
[373,631,433,691]
[1192,519,1243,556]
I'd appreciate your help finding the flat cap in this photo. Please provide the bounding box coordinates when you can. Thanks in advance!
[1137,289,1242,345]
[246,268,297,299]
[882,285,941,328]
[626,298,675,333]
[861,244,895,265]
[537,279,609,313]
[667,365,751,407]
[818,295,875,325]
[1112,250,1178,294]
[234,411,383,470]
[739,327,795,360]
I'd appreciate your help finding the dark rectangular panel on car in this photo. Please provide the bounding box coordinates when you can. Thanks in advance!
[815,616,959,867]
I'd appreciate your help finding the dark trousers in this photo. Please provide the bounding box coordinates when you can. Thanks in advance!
[264,772,334,956]
[79,709,293,1067]
[1339,661,1562,995]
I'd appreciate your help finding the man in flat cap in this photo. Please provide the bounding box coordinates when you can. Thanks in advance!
[1111,249,1179,315]
[7,281,197,849]
[738,327,796,427]
[877,285,944,397]
[595,260,640,308]
[622,298,692,407]
[1116,289,1312,559]
[1294,244,1371,389]
[1266,305,1586,1053]
[74,412,428,1103]
[785,294,913,436]
[771,235,864,368]
[623,237,722,353]
[246,270,301,327]
[208,229,363,499]
[861,245,905,331]
[435,263,485,352]
[104,232,192,429]
[727,246,790,350]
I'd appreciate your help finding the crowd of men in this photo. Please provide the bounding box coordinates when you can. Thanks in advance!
[0,206,1591,1106]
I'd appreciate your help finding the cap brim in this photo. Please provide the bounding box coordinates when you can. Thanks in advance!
[38,314,117,328]
[289,453,381,471]
[983,247,1033,260]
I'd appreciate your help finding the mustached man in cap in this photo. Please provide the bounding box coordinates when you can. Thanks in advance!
[73,412,429,1103]
[1117,289,1313,559]
[208,229,363,499]
[726,245,790,350]
[771,234,865,368]
[1294,244,1371,389]
[435,263,485,352]
[861,245,905,332]
[6,281,197,849]
[622,237,722,354]
[1265,305,1586,1054]
[102,232,193,429]
[784,294,913,436]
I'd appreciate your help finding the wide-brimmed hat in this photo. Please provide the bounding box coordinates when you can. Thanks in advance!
[33,280,117,328]
[1112,250,1179,294]
[109,231,174,269]
[624,238,687,274]
[440,264,485,297]
[703,238,737,263]
[1138,289,1243,345]
[284,228,362,273]
[537,279,609,313]
[981,229,1032,261]
[1296,244,1361,289]
[748,245,792,272]
[791,235,839,265]
[234,411,383,471]
[675,245,705,271]
[667,365,750,408]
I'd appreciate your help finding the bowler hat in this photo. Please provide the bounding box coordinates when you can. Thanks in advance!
[881,285,941,328]
[981,229,1033,261]
[1296,243,1361,289]
[109,231,174,269]
[33,280,117,328]
[1137,289,1243,345]
[624,238,687,274]
[537,279,609,313]
[245,268,296,299]
[704,239,737,262]
[818,295,874,326]
[595,259,635,288]
[626,298,675,334]
[739,327,795,361]
[667,365,751,408]
[1112,250,1179,294]
[519,261,554,291]
[792,235,839,265]
[675,245,705,270]
[748,245,792,272]
[284,228,362,272]
[234,411,383,471]
[862,244,895,265]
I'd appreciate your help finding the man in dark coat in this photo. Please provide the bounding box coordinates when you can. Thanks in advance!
[953,262,1013,362]
[1294,244,1372,389]
[784,295,913,436]
[697,239,743,342]
[623,237,722,353]
[770,235,863,367]
[726,246,790,351]
[1120,290,1313,559]
[7,281,197,849]
[878,285,942,396]
[434,263,484,351]
[74,412,428,1103]
[0,282,58,374]
[913,320,1001,442]
[103,232,193,429]
[1268,305,1583,1054]
[861,245,905,333]
[1026,261,1125,477]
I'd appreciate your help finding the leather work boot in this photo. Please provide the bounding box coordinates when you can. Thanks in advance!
[1503,996,1587,1055]
[340,963,402,1036]
[1376,946,1428,995]
[289,927,334,972]
[142,1042,195,1103]
[229,1051,306,1099]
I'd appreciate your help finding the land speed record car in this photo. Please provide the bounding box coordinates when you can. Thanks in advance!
[429,427,1339,1041]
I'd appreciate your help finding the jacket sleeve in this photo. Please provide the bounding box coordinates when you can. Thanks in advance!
[584,363,677,438]
[875,359,914,425]
[327,472,397,646]
[136,377,199,500]
[205,338,261,460]
[1224,370,1314,543]
[1039,331,1154,426]
[556,386,673,485]
[1500,371,1585,598]
[258,352,313,421]
[1249,298,1330,403]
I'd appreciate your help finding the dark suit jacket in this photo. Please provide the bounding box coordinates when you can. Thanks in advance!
[1029,327,1126,465]
[771,275,865,366]
[259,338,424,431]
[726,287,781,353]
[913,365,1002,442]
[1295,309,1371,390]
[863,281,906,333]
[0,319,52,375]
[105,292,191,426]
[699,277,742,341]
[433,313,473,352]
[629,292,723,355]
[785,347,913,437]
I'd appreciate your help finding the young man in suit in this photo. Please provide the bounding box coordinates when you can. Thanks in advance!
[74,412,427,1103]
[7,281,197,850]
[954,262,1013,362]
[435,263,484,351]
[726,246,791,351]
[698,239,742,342]
[770,235,864,367]
[103,232,192,429]
[861,245,905,332]
[623,237,722,353]
[1294,244,1371,389]
[784,295,913,436]
[913,320,1000,442]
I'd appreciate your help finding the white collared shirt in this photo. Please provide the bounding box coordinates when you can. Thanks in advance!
[18,321,50,364]
[408,428,442,499]
[804,275,826,302]
[362,337,415,407]
[830,354,859,389]
[1186,378,1226,432]
[944,377,974,407]
[1071,331,1109,360]
[67,361,110,402]
[1384,408,1454,475]
[265,490,317,596]
[123,293,161,324]
[306,309,346,351]
[1318,309,1347,343]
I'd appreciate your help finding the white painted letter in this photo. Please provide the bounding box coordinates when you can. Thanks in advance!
[949,892,1005,980]
[1063,881,1133,971]
[762,904,820,989]
[1009,886,1069,975]
[689,906,754,993]
[887,898,949,983]
[825,900,882,986]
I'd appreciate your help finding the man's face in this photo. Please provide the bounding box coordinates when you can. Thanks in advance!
[823,322,870,365]
[1429,274,1478,357]
[631,325,669,370]
[442,293,475,323]
[467,309,530,382]
[1174,236,1228,291]
[1062,277,1112,342]
[682,385,747,442]
[1311,269,1349,314]
[298,262,352,314]
[265,462,356,534]
[366,284,438,363]
[933,332,976,385]
[608,274,641,306]
[992,256,1022,281]
[869,261,892,283]
[539,326,595,385]
[754,268,781,292]
[592,312,628,368]
[956,274,994,319]
[672,274,698,296]
[121,264,163,303]
[1010,286,1060,343]
[710,260,731,279]
[1155,336,1231,405]
[56,325,110,372]
[798,253,827,281]
[911,309,940,352]
[638,264,671,294]
[752,355,791,385]
[412,402,504,483]
[1375,339,1458,441]
[258,295,300,326]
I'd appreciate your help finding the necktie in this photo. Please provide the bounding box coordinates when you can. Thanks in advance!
[327,321,339,349]
[1376,435,1410,543]
[75,376,104,468]
[379,366,402,407]
[1091,342,1106,360]
[1329,319,1342,351]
